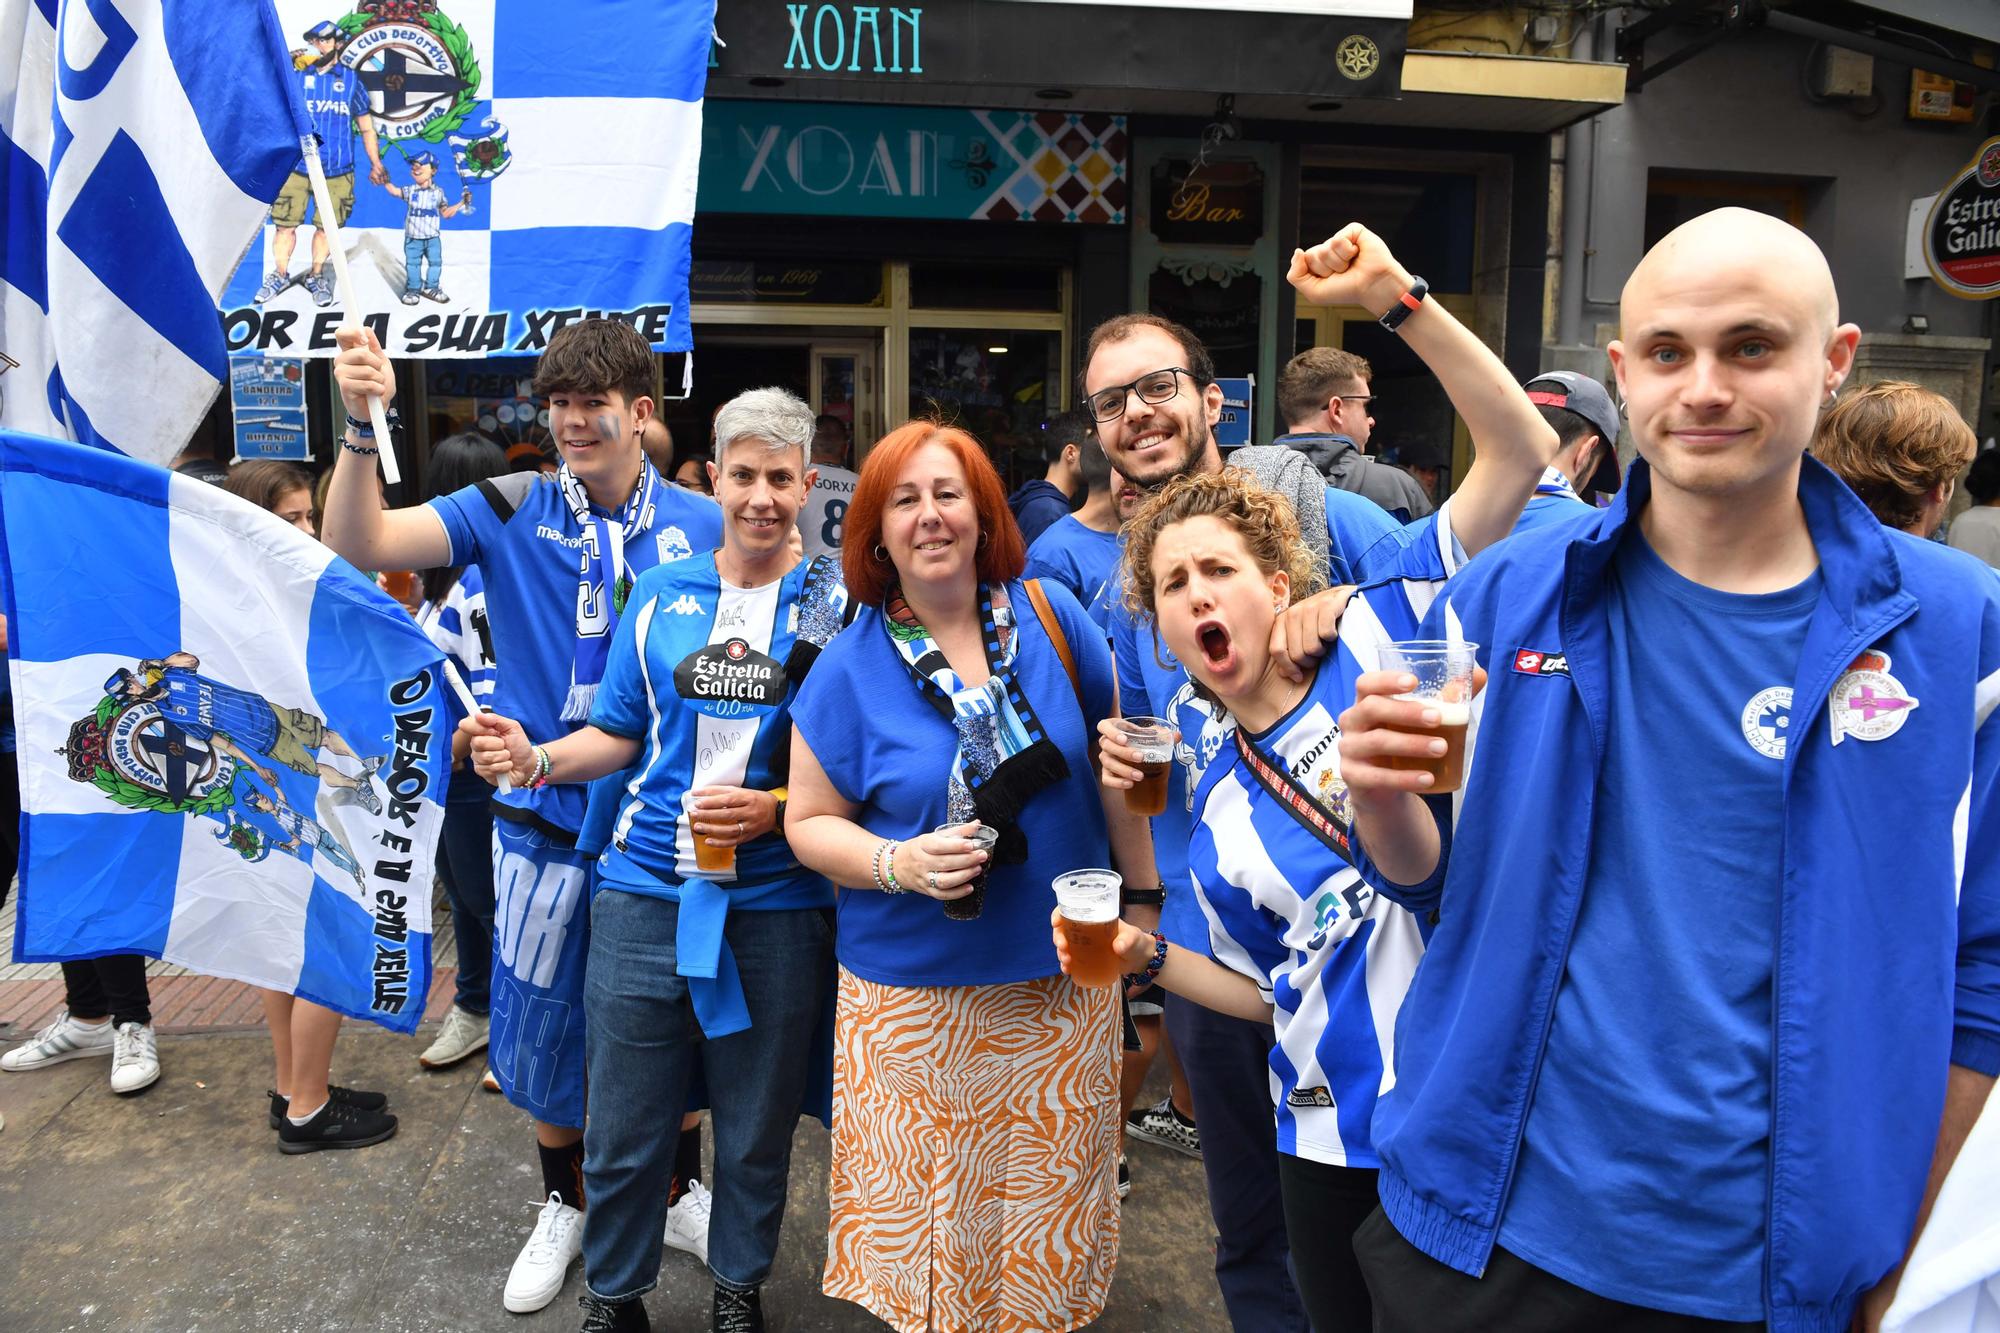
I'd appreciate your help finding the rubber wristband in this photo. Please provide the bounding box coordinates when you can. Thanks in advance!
[1122,884,1166,908]
[1377,276,1429,332]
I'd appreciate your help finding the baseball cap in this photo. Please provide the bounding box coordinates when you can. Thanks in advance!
[174,456,230,487]
[1524,371,1622,496]
[408,150,438,169]
[303,20,340,40]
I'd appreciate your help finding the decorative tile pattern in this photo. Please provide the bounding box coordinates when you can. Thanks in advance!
[971,112,1129,224]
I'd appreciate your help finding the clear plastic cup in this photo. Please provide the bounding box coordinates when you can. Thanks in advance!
[1116,717,1176,816]
[1377,640,1480,794]
[936,822,1000,921]
[1052,868,1124,987]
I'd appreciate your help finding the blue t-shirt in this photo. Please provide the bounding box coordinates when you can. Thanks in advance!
[1188,510,1456,1165]
[1498,529,1822,1321]
[1324,486,1402,585]
[293,63,370,177]
[1026,515,1122,635]
[589,554,833,912]
[429,471,722,836]
[156,668,282,754]
[791,579,1116,987]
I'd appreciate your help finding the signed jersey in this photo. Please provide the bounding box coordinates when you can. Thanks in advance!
[589,552,834,908]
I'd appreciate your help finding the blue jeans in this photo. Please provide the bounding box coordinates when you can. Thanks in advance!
[436,794,494,1013]
[1166,993,1310,1333]
[581,892,833,1299]
[404,234,440,293]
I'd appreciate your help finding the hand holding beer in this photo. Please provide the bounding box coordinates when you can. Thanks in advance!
[464,711,532,787]
[687,786,779,873]
[1338,654,1488,803]
[1051,870,1127,987]
[1097,716,1180,809]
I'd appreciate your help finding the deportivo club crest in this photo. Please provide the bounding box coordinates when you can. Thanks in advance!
[63,697,240,815]
[331,1,482,146]
[1829,650,1919,746]
[1740,685,1793,760]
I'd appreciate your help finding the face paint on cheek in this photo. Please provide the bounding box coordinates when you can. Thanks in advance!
[596,414,619,444]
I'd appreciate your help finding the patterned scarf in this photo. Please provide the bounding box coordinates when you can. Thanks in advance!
[557,459,662,722]
[884,582,1068,865]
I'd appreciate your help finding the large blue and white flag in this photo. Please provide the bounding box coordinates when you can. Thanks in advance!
[0,0,308,464]
[220,0,716,367]
[0,429,452,1033]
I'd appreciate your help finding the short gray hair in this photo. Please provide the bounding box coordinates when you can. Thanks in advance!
[711,387,814,468]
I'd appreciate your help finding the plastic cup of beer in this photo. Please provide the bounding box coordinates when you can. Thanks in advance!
[691,809,736,874]
[1377,640,1479,795]
[1052,869,1124,988]
[1116,717,1176,817]
[936,821,1000,921]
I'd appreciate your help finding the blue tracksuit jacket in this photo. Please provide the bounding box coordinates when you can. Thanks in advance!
[1352,455,2000,1333]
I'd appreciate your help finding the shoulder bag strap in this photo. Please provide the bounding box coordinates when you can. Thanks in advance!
[1023,578,1084,715]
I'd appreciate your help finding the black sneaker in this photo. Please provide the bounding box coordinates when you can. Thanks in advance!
[712,1284,764,1333]
[1117,1153,1131,1200]
[275,1096,398,1154]
[578,1293,651,1333]
[1126,1095,1202,1159]
[267,1084,389,1129]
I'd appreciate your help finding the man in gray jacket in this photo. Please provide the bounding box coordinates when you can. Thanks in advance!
[1275,346,1435,520]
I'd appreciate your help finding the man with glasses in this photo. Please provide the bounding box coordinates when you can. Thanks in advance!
[1275,347,1435,521]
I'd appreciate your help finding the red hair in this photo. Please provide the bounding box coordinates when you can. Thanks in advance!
[842,420,1026,606]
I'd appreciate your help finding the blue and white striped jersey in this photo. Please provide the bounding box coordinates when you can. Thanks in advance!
[416,564,495,706]
[1186,505,1459,1166]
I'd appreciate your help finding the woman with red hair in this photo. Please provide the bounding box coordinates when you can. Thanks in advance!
[787,421,1152,1332]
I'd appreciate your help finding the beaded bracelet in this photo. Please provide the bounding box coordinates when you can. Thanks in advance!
[882,840,906,894]
[524,744,552,790]
[1127,930,1168,987]
[338,429,380,457]
[869,840,888,891]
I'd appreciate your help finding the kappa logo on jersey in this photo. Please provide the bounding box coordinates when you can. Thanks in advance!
[1513,648,1570,677]
[657,526,694,563]
[660,594,703,616]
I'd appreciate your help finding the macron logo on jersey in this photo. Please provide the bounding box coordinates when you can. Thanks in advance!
[661,594,703,616]
[1513,648,1570,678]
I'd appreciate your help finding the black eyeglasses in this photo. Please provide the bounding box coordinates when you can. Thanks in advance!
[1085,367,1203,424]
[1336,394,1376,407]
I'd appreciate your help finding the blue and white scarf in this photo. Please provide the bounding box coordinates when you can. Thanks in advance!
[1534,464,1581,505]
[558,460,662,722]
[885,582,1068,864]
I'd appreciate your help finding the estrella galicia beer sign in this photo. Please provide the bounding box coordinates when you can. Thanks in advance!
[1923,136,2000,299]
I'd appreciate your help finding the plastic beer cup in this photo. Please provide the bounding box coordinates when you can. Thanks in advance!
[1116,717,1176,817]
[936,822,1000,921]
[1052,869,1124,988]
[1377,640,1479,794]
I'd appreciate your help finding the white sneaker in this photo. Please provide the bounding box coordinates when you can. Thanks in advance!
[418,1005,489,1069]
[1,1010,115,1071]
[503,1192,582,1314]
[109,1022,160,1095]
[662,1177,712,1263]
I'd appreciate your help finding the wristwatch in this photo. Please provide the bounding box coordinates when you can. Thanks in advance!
[1377,276,1428,332]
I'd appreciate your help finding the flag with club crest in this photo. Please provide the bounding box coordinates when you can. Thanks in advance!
[0,429,453,1032]
[0,0,309,464]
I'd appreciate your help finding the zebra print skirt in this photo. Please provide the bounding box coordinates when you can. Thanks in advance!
[821,967,1123,1332]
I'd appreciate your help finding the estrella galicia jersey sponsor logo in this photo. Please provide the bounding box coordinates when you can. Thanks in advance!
[673,639,787,716]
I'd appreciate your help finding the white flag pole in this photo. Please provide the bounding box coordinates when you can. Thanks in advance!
[300,137,402,486]
[440,658,511,795]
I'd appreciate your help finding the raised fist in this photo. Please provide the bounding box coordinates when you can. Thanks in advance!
[1287,223,1414,319]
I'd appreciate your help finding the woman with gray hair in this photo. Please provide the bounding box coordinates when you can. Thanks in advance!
[468,386,854,1333]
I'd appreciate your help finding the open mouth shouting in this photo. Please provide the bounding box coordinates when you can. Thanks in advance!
[1195,617,1237,675]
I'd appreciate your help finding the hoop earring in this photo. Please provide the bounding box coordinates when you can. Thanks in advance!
[872,544,889,562]
[977,531,990,550]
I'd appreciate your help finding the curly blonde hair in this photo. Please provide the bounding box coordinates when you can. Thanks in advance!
[1122,468,1323,620]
